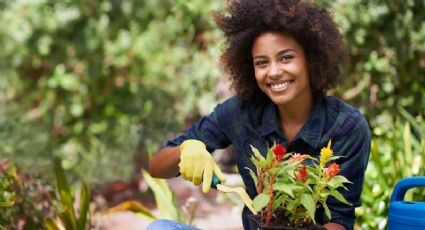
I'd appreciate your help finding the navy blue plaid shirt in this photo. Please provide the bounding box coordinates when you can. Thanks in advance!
[165,95,371,230]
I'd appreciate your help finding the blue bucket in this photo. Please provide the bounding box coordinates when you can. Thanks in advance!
[388,177,425,230]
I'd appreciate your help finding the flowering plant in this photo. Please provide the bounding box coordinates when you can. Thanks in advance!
[247,140,352,227]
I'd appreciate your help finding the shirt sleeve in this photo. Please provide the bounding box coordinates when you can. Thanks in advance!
[164,100,233,152]
[319,113,371,230]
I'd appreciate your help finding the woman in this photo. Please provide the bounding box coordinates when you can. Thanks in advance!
[148,0,371,229]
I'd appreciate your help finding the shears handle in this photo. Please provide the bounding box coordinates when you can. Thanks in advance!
[211,175,221,189]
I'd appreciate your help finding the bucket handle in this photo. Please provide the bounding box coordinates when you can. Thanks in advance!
[390,176,425,202]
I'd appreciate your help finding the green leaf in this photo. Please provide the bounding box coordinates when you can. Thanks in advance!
[300,194,316,224]
[259,160,269,168]
[403,122,413,170]
[142,169,181,221]
[44,218,61,230]
[399,106,425,137]
[245,167,258,187]
[266,148,275,165]
[273,194,285,210]
[109,200,156,219]
[305,155,319,163]
[250,145,265,161]
[250,145,270,169]
[281,161,301,171]
[0,201,14,207]
[274,183,301,198]
[320,201,331,220]
[329,190,352,206]
[53,158,78,229]
[328,156,343,161]
[58,208,78,230]
[78,181,90,229]
[252,193,270,212]
[269,167,281,175]
[328,175,351,188]
[54,158,72,203]
[370,139,388,190]
[286,199,296,212]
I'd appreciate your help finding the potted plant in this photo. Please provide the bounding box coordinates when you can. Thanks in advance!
[247,140,352,230]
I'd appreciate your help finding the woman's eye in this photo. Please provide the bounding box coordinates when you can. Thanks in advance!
[281,55,294,61]
[254,60,268,66]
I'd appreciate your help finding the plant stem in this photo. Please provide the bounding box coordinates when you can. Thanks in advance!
[257,168,265,217]
[265,173,275,225]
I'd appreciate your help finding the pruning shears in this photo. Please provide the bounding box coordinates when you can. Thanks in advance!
[210,175,257,214]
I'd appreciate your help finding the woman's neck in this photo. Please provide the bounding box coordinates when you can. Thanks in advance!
[277,94,314,143]
[279,94,313,123]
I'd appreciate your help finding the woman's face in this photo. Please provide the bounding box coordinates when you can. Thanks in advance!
[252,32,312,108]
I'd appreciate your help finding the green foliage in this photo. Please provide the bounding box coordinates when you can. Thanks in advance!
[45,158,91,230]
[249,143,351,227]
[0,0,424,228]
[0,162,15,208]
[0,161,55,229]
[355,110,425,230]
[110,170,200,224]
[0,0,423,182]
[319,0,425,119]
[252,193,270,212]
[0,0,224,184]
[141,169,184,223]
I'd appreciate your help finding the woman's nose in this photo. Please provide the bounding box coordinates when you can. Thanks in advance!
[268,63,283,79]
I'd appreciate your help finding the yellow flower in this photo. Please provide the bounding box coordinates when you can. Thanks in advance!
[320,139,333,166]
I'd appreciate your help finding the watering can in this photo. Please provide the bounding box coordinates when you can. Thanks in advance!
[388,176,425,230]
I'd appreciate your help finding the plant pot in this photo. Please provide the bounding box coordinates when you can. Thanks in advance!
[248,215,326,230]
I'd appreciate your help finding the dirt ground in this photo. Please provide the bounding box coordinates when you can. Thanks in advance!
[99,175,245,230]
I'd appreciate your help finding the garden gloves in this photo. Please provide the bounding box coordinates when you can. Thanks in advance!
[179,139,227,193]
[179,139,256,214]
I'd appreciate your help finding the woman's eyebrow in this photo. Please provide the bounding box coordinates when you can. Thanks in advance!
[252,48,296,59]
[277,49,296,56]
[252,55,267,59]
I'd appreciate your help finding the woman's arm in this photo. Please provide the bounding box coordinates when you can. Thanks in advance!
[148,146,181,178]
[148,97,237,180]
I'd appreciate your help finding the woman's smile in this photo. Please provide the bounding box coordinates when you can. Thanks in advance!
[268,80,295,93]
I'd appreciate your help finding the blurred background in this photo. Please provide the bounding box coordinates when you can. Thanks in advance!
[0,0,424,229]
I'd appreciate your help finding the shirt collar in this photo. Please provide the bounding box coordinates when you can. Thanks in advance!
[296,97,326,149]
[259,100,281,137]
[258,97,326,149]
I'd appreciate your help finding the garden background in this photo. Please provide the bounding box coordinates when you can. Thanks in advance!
[0,0,424,229]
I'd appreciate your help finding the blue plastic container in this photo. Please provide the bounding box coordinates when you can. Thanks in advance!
[388,177,425,230]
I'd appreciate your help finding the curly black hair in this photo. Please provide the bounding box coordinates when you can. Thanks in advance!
[214,0,348,103]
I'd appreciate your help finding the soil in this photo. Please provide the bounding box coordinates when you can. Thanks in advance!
[249,214,326,230]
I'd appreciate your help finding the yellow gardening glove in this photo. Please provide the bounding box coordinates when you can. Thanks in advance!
[179,139,226,193]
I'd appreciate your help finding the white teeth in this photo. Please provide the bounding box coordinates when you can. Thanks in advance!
[270,81,292,90]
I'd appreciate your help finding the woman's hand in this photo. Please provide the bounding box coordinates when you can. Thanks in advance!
[179,139,226,193]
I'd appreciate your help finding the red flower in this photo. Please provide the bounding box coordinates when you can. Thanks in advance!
[294,165,308,183]
[325,163,340,180]
[273,144,286,161]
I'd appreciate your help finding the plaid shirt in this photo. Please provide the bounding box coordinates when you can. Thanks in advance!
[166,96,371,230]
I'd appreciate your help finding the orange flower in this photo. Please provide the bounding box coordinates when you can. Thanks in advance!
[325,163,340,180]
[294,165,308,183]
[288,153,308,164]
[273,144,286,161]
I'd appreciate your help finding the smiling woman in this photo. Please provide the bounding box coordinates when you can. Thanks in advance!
[251,32,312,143]
[148,0,370,230]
